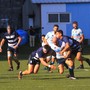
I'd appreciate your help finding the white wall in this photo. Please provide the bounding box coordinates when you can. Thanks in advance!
[41,4,66,35]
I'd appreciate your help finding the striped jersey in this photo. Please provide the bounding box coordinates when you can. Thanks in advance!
[3,31,20,48]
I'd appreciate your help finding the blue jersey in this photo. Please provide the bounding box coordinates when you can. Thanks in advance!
[31,47,56,60]
[57,36,80,50]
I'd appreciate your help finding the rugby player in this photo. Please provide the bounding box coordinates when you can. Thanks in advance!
[0,25,22,71]
[56,30,90,70]
[52,37,76,80]
[18,45,56,79]
[71,21,90,69]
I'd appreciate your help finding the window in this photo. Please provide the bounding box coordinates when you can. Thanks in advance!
[48,14,58,22]
[48,13,70,23]
[60,13,70,22]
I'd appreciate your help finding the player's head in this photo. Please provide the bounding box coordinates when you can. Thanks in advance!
[41,34,45,41]
[53,24,59,34]
[43,45,51,53]
[56,30,63,39]
[72,21,78,29]
[7,25,13,34]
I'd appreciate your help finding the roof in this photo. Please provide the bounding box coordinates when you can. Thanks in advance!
[31,0,90,3]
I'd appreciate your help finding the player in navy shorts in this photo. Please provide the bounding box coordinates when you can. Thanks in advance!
[18,45,56,79]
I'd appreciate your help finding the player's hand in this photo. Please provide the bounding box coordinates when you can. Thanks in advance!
[13,45,18,49]
[50,65,56,70]
[0,48,2,53]
[60,51,63,55]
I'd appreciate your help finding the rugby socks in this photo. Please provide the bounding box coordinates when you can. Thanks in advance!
[69,67,74,77]
[64,62,68,69]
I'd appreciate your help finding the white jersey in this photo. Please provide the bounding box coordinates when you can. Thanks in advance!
[71,28,83,42]
[45,31,55,46]
[42,42,47,46]
[50,43,66,59]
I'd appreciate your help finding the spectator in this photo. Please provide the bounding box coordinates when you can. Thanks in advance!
[29,26,35,47]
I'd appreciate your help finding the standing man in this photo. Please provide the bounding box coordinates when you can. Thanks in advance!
[29,26,35,47]
[45,24,59,46]
[45,25,59,65]
[71,21,90,69]
[0,25,22,71]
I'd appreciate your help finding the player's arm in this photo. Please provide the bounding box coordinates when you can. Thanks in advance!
[71,36,74,39]
[64,49,71,59]
[39,58,56,69]
[17,36,22,46]
[60,42,70,55]
[0,38,5,52]
[79,34,84,44]
[14,33,22,49]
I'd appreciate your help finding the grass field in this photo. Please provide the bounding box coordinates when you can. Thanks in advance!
[0,44,90,90]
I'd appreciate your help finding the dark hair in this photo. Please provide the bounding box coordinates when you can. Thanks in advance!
[72,21,78,25]
[7,25,13,30]
[56,30,63,36]
[43,45,51,52]
[41,34,45,37]
[54,24,59,28]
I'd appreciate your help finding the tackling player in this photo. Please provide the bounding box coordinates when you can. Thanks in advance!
[18,45,56,79]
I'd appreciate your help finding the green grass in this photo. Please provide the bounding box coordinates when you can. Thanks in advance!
[0,44,90,90]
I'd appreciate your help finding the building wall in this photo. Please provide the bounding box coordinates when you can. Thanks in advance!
[0,0,23,29]
[66,3,90,39]
[22,0,29,30]
[22,0,41,30]
[41,4,66,35]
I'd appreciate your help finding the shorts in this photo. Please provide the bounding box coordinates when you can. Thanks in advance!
[71,46,82,56]
[28,55,40,65]
[7,47,18,54]
[57,58,66,64]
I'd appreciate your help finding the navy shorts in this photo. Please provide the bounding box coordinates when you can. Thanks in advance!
[7,47,18,54]
[71,46,82,56]
[28,55,40,65]
[57,58,66,64]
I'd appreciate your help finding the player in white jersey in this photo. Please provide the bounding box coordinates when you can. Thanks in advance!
[71,21,84,43]
[71,21,90,69]
[45,24,59,46]
[41,35,47,47]
[45,24,59,63]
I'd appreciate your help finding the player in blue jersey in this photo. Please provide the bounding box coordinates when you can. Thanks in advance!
[0,25,22,71]
[56,30,90,69]
[45,25,68,70]
[52,37,76,80]
[18,45,56,79]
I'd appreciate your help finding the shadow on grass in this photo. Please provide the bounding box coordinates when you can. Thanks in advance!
[77,76,90,79]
